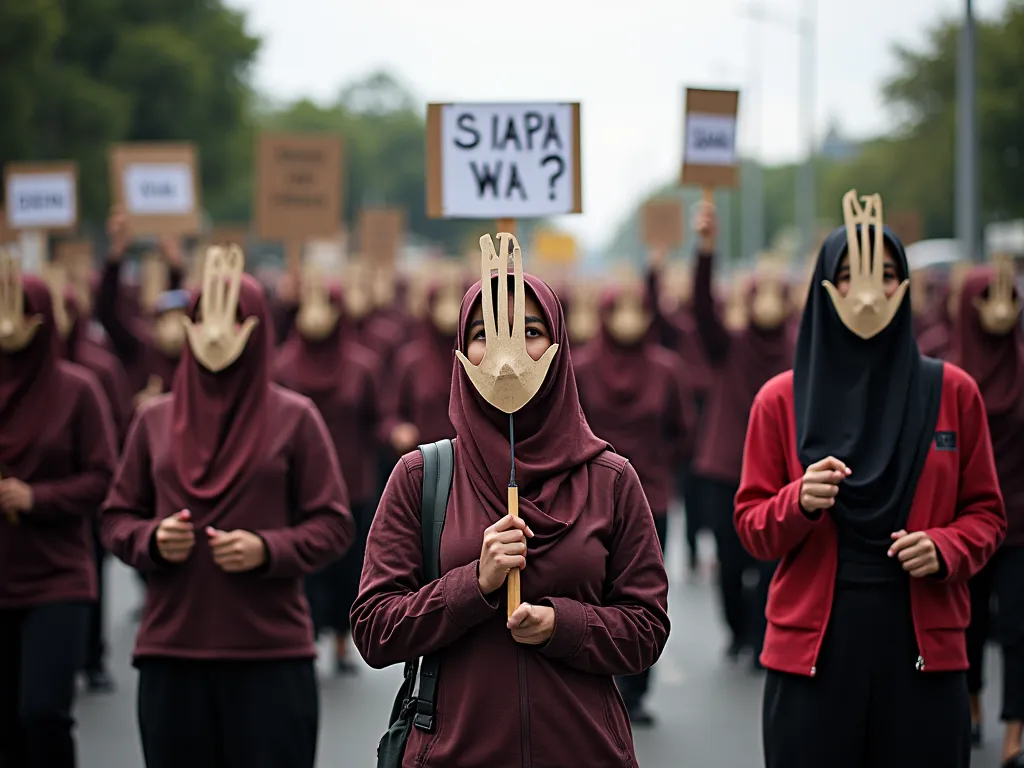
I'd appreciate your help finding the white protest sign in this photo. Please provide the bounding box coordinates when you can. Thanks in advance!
[3,162,78,232]
[124,163,195,215]
[684,114,737,167]
[680,88,741,188]
[427,103,582,219]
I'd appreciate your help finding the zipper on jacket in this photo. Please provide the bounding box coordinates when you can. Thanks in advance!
[518,646,531,768]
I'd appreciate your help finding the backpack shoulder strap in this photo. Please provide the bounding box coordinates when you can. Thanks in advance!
[413,439,454,732]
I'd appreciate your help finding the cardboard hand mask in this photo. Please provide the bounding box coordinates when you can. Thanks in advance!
[724,272,750,332]
[42,264,74,339]
[295,264,339,341]
[140,253,170,315]
[455,233,559,414]
[750,255,789,330]
[342,261,374,320]
[181,245,258,373]
[974,253,1022,335]
[659,263,693,315]
[607,281,651,344]
[568,280,600,344]
[432,270,463,335]
[0,250,43,353]
[822,190,910,340]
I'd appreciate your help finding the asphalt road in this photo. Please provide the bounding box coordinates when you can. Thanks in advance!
[76,515,1006,767]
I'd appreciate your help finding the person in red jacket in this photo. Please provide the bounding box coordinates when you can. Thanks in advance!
[735,195,1006,768]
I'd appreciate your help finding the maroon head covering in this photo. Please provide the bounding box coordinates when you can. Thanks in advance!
[171,274,273,502]
[733,281,794,404]
[448,273,611,555]
[275,287,359,395]
[0,276,62,473]
[953,267,1024,418]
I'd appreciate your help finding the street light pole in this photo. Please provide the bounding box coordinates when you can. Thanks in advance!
[796,0,817,262]
[741,9,766,261]
[956,0,981,261]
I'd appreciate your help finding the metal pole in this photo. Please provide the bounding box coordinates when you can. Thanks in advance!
[796,0,817,261]
[956,0,981,261]
[741,13,765,260]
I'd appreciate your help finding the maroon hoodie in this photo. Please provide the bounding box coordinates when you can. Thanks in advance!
[351,273,670,768]
[1,276,117,608]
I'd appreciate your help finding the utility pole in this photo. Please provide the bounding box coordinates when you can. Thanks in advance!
[956,0,982,261]
[796,0,817,262]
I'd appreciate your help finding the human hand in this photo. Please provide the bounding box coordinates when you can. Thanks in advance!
[107,207,130,261]
[693,203,718,251]
[507,602,555,645]
[888,530,941,578]
[155,509,195,563]
[800,456,851,513]
[390,423,420,453]
[206,527,268,573]
[0,478,33,514]
[478,514,534,595]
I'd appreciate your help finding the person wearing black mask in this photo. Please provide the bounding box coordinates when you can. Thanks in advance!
[734,191,1006,767]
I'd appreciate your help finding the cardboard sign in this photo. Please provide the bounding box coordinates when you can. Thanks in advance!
[205,225,249,248]
[256,133,344,241]
[4,162,78,232]
[887,210,923,247]
[0,208,16,246]
[532,230,577,264]
[357,208,404,266]
[109,144,201,236]
[642,199,684,249]
[681,89,740,188]
[427,103,582,219]
[55,238,95,274]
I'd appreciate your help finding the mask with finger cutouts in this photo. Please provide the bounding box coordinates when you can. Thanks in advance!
[0,250,43,353]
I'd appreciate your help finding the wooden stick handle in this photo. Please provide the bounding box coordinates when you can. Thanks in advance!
[702,186,714,205]
[700,187,716,253]
[497,218,517,238]
[507,485,520,619]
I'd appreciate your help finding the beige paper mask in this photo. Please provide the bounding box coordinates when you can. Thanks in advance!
[181,245,258,373]
[0,250,43,353]
[750,255,789,330]
[295,263,339,342]
[372,268,396,310]
[822,190,909,340]
[607,281,651,344]
[974,254,1022,335]
[724,272,750,332]
[455,233,559,414]
[153,310,186,356]
[342,260,374,320]
[432,272,463,336]
[659,263,693,315]
[568,280,600,344]
[42,264,74,340]
[140,253,169,315]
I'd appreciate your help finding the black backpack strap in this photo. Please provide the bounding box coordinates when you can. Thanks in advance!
[413,439,454,733]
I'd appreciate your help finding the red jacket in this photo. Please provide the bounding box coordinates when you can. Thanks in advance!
[735,364,1005,677]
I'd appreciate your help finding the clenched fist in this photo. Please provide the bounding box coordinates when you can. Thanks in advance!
[478,514,534,595]
[155,510,195,563]
[206,527,268,573]
[800,456,851,514]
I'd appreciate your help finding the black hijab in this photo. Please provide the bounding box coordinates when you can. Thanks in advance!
[794,225,944,552]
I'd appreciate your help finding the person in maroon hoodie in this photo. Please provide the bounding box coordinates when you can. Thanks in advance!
[735,203,1006,768]
[0,259,118,768]
[351,260,670,768]
[690,205,793,666]
[101,248,354,768]
[574,279,693,725]
[953,261,1024,766]
[275,270,382,675]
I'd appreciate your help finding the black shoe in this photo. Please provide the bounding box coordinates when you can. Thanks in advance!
[970,721,982,748]
[725,639,744,662]
[626,705,656,728]
[1001,754,1024,767]
[85,667,116,693]
[334,657,358,676]
[750,656,765,673]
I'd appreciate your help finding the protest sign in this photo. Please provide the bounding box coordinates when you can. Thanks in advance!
[532,230,577,264]
[681,89,740,188]
[3,162,78,232]
[887,210,923,246]
[358,208,404,266]
[427,102,582,219]
[109,144,201,236]
[642,199,685,249]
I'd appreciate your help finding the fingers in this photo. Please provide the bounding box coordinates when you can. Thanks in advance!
[808,456,850,474]
[491,515,534,538]
[802,483,840,499]
[507,603,533,629]
[895,541,932,564]
[887,531,926,557]
[804,469,845,485]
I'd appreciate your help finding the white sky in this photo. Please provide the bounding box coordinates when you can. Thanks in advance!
[227,0,1007,249]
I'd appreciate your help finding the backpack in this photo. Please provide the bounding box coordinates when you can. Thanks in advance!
[376,439,454,768]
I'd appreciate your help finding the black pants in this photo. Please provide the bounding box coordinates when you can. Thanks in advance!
[763,583,970,768]
[705,478,775,652]
[137,658,319,768]
[0,602,90,768]
[679,465,704,572]
[85,521,108,672]
[306,501,371,637]
[965,556,994,696]
[616,513,669,709]
[994,545,1024,721]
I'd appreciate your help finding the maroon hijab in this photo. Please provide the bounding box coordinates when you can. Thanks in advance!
[449,273,611,555]
[417,285,459,398]
[952,267,1024,419]
[171,274,273,502]
[0,276,62,472]
[275,288,360,395]
[732,282,794,403]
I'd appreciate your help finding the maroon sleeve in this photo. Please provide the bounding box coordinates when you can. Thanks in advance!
[258,403,354,578]
[693,252,730,363]
[538,462,670,676]
[734,388,823,561]
[377,350,415,446]
[96,260,143,364]
[927,377,1006,583]
[100,410,165,572]
[350,456,500,669]
[30,374,117,521]
[666,356,696,465]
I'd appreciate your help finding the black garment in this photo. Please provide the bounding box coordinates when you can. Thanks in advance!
[85,521,108,673]
[0,602,90,768]
[763,583,970,768]
[307,501,372,636]
[966,559,995,696]
[680,394,707,573]
[616,513,669,708]
[994,546,1024,721]
[794,225,944,583]
[136,658,318,768]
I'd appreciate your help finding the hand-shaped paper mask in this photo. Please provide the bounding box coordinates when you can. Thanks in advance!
[750,256,788,330]
[295,264,339,341]
[455,233,559,414]
[0,250,43,353]
[568,281,600,344]
[432,278,463,335]
[974,254,1022,335]
[42,265,73,339]
[822,190,909,340]
[342,261,373,320]
[607,282,651,344]
[181,245,258,372]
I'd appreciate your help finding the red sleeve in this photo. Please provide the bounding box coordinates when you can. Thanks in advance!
[693,252,730,363]
[734,387,822,560]
[258,403,354,578]
[538,462,670,676]
[926,377,1006,583]
[30,374,117,521]
[350,456,500,669]
[100,409,165,572]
